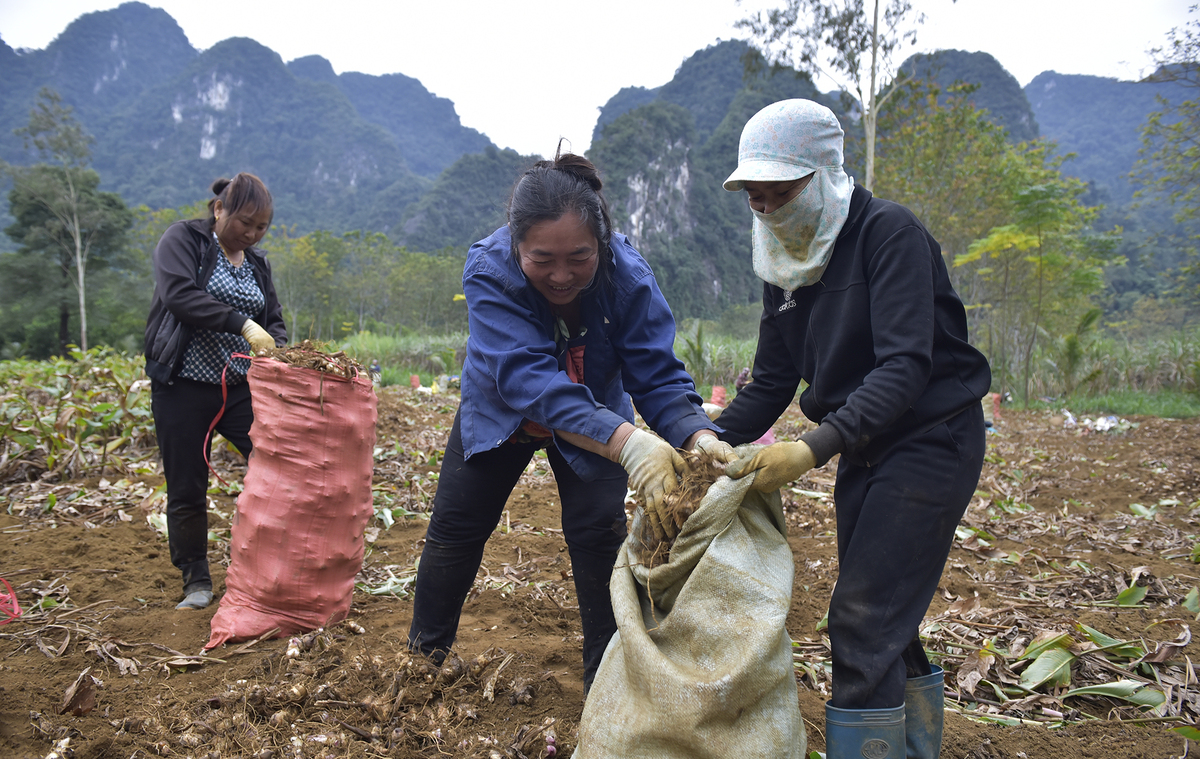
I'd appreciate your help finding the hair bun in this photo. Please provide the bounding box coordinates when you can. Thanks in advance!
[211,177,232,196]
[553,152,603,193]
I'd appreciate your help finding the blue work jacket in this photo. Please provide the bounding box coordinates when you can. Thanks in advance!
[459,226,716,481]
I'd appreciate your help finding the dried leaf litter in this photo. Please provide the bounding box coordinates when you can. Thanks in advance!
[257,340,366,379]
[632,449,727,569]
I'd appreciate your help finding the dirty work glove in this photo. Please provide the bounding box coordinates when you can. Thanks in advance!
[725,441,816,492]
[692,433,738,464]
[240,319,275,354]
[617,428,688,541]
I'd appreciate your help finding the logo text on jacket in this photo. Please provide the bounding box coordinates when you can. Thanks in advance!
[778,290,797,313]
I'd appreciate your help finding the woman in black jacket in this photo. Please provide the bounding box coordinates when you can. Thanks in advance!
[144,173,286,610]
[717,100,991,759]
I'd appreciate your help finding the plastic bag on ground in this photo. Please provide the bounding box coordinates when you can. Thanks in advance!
[206,358,377,648]
[575,462,805,758]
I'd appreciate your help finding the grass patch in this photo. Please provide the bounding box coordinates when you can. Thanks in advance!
[1037,389,1200,418]
[341,331,467,379]
[378,365,440,389]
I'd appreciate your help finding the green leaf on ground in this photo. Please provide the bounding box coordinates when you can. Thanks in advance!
[1075,623,1145,659]
[1115,585,1149,606]
[1019,647,1075,690]
[1184,586,1200,616]
[1022,632,1073,660]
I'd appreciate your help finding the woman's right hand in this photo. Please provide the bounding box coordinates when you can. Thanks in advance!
[241,319,275,353]
[617,428,688,541]
[726,440,816,492]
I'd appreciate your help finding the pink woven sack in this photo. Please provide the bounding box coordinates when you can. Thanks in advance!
[206,357,377,648]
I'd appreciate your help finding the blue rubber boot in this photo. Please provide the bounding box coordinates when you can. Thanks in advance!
[825,703,905,759]
[904,666,944,759]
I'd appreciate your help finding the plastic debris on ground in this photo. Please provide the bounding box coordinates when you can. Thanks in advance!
[1061,410,1138,434]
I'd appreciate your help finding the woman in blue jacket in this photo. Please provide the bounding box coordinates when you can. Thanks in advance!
[717,100,991,759]
[407,151,732,687]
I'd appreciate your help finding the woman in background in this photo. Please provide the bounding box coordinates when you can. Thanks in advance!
[407,150,733,688]
[144,173,285,610]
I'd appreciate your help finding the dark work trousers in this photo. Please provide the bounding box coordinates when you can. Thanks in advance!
[828,403,985,709]
[151,377,254,594]
[408,410,628,686]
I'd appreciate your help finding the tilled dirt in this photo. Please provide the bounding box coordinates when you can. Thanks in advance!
[1,390,1197,758]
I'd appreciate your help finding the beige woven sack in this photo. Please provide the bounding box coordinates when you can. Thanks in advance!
[575,466,805,759]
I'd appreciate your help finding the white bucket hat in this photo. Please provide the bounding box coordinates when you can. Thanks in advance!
[723,99,846,191]
[723,99,854,291]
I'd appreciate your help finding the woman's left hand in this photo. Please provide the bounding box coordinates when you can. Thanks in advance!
[691,432,738,464]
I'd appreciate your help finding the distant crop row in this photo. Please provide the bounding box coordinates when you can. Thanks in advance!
[2,328,1197,488]
[0,349,156,484]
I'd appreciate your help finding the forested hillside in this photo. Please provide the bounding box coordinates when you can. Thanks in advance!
[397,146,535,252]
[900,49,1039,142]
[2,2,1196,381]
[0,2,489,234]
[1025,70,1190,205]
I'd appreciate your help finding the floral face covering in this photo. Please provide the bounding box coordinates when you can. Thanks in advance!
[750,166,852,291]
[723,98,855,291]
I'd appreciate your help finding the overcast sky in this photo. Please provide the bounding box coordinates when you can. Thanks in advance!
[0,0,1192,156]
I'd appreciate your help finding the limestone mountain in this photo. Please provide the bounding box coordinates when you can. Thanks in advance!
[1024,70,1190,205]
[0,2,491,234]
[287,55,493,179]
[593,40,763,146]
[899,49,1039,142]
[588,40,834,316]
[0,2,196,162]
[2,4,1184,319]
[94,35,427,232]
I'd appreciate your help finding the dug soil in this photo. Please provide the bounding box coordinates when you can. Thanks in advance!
[1,389,1198,758]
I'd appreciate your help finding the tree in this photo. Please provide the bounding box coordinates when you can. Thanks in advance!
[956,166,1119,405]
[2,88,132,352]
[266,228,333,341]
[1047,307,1103,399]
[867,78,1123,400]
[387,247,469,334]
[738,0,928,189]
[873,80,1025,263]
[1138,4,1200,223]
[336,231,399,333]
[1135,5,1200,327]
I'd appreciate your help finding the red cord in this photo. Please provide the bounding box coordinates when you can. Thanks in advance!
[0,577,22,624]
[202,353,253,488]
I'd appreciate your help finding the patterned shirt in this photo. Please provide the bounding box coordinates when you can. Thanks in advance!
[178,247,265,384]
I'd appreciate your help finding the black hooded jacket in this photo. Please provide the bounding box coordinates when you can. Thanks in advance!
[717,185,991,466]
[143,218,286,384]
